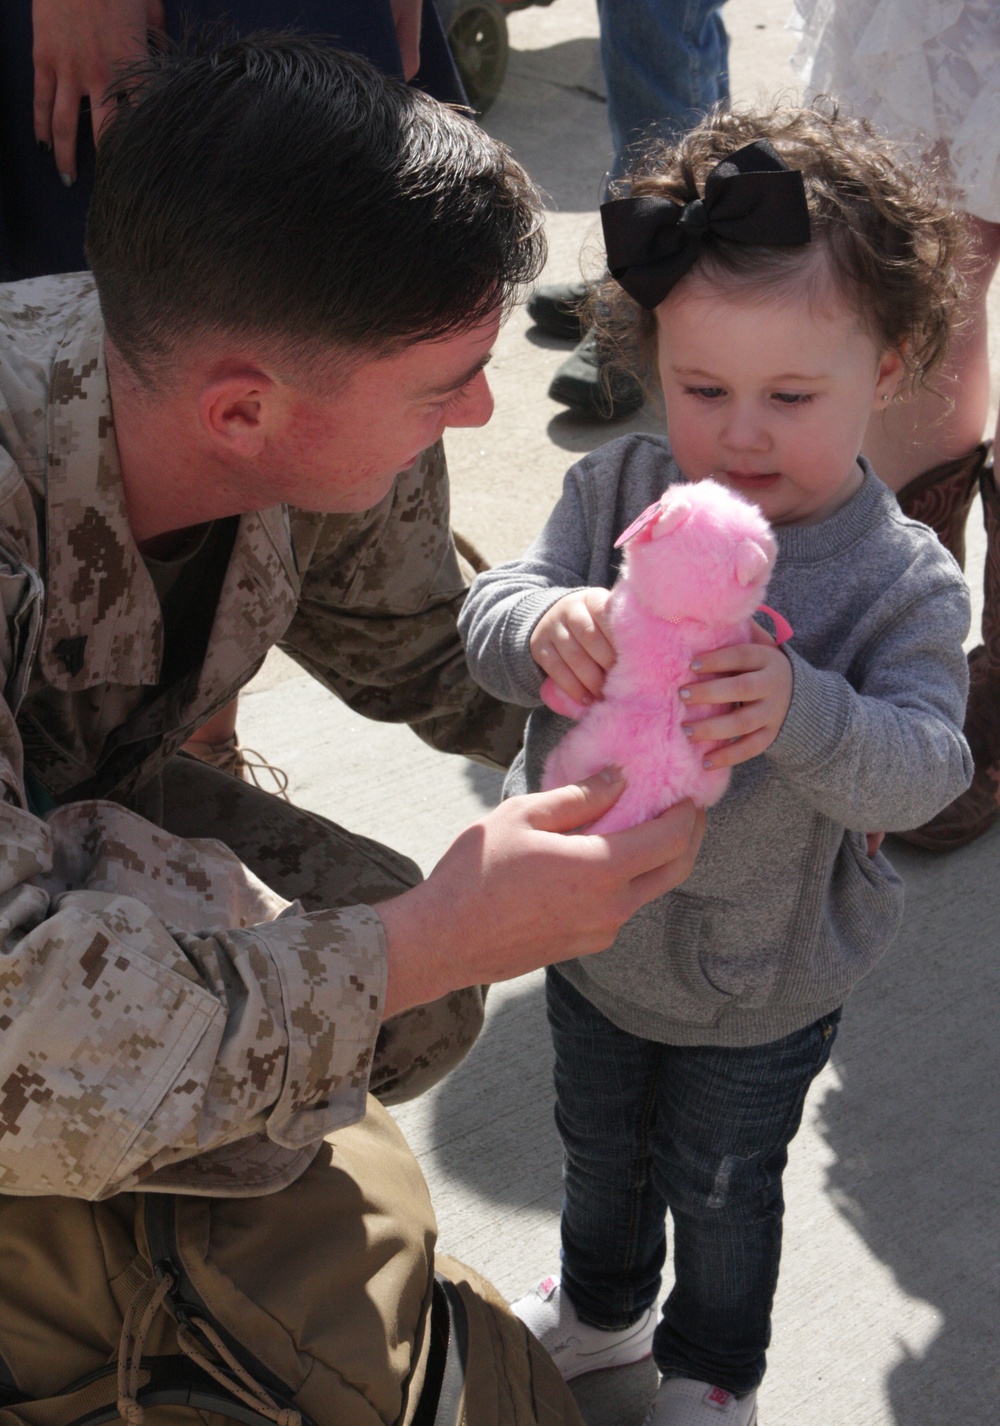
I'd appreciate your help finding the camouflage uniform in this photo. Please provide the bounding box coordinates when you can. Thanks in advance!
[0,273,582,1424]
[0,270,531,1202]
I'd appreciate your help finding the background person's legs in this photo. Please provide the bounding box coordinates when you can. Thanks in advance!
[597,0,730,169]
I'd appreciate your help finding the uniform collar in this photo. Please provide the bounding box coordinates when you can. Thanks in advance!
[41,300,300,693]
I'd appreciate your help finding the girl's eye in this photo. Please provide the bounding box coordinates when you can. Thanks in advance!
[772,392,815,405]
[683,385,725,400]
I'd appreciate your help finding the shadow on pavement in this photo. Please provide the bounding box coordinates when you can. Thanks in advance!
[426,819,999,1421]
[429,975,564,1209]
[460,760,505,808]
[488,38,610,212]
[816,826,1000,1422]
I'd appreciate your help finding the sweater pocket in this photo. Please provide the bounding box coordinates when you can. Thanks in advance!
[776,829,904,1008]
[584,891,738,1028]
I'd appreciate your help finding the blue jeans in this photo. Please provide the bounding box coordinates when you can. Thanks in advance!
[546,968,840,1394]
[596,0,730,171]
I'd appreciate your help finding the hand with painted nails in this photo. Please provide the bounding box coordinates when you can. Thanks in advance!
[680,620,793,770]
[530,588,616,712]
[31,0,165,184]
[389,0,424,80]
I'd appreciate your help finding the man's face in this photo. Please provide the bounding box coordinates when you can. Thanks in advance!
[265,312,501,513]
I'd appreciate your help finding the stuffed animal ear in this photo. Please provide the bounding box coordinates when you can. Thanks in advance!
[650,496,692,540]
[734,538,769,586]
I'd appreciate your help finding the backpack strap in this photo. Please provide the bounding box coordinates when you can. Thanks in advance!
[423,1276,468,1426]
[143,1193,311,1426]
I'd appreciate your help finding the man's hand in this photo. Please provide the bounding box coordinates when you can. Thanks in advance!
[31,0,164,182]
[530,588,616,708]
[377,768,705,1017]
[390,0,423,80]
[679,622,793,771]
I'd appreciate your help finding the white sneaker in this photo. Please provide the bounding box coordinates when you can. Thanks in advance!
[510,1274,656,1381]
[643,1377,758,1425]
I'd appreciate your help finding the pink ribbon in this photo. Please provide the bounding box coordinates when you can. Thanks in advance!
[757,603,793,644]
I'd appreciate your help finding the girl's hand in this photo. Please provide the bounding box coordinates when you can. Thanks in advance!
[530,588,616,708]
[679,622,792,769]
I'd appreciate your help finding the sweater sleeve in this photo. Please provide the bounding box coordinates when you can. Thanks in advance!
[765,577,973,831]
[459,466,598,705]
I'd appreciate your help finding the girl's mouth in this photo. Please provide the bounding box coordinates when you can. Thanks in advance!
[721,470,781,488]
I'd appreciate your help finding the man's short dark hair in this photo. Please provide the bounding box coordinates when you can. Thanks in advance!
[86,35,545,384]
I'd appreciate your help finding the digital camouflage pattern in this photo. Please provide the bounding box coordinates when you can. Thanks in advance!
[0,273,522,1200]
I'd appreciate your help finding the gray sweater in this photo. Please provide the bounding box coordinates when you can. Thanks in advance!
[460,435,973,1047]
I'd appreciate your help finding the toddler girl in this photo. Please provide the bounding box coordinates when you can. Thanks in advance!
[459,105,973,1426]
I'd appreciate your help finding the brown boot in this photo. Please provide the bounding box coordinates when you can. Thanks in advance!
[900,461,1000,849]
[895,441,989,568]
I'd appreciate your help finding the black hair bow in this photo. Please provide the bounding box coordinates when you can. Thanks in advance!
[600,139,811,309]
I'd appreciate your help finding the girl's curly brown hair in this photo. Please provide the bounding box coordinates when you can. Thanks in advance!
[590,100,972,400]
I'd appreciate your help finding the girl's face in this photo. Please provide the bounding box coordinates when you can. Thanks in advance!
[654,272,904,527]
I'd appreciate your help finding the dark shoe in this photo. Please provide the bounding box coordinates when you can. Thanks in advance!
[548,330,646,420]
[899,461,1000,849]
[896,441,989,568]
[527,282,590,342]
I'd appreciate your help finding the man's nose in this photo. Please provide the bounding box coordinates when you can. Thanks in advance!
[445,370,494,429]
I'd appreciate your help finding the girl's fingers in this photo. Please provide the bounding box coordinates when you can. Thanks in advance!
[698,728,774,769]
[683,704,766,743]
[534,647,594,707]
[680,671,765,706]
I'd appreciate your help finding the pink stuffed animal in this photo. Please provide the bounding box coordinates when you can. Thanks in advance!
[540,478,788,834]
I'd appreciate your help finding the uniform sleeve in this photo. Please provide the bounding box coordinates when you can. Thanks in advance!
[765,577,974,831]
[282,443,526,770]
[459,465,598,705]
[0,517,389,1199]
[0,791,387,1199]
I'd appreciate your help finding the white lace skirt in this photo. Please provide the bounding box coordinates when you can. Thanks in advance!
[791,0,1000,222]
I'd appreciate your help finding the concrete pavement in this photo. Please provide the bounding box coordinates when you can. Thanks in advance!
[240,4,1000,1420]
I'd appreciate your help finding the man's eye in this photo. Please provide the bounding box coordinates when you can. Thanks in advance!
[432,382,471,412]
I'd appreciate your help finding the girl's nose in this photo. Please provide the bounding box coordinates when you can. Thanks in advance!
[720,401,769,451]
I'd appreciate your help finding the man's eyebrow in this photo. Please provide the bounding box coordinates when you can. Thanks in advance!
[416,352,493,399]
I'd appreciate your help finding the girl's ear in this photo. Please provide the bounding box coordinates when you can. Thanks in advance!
[872,344,906,408]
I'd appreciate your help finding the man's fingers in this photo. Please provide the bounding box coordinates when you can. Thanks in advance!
[526,767,626,833]
[626,806,706,906]
[604,798,702,882]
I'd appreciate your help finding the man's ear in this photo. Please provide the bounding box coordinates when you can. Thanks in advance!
[198,365,277,458]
